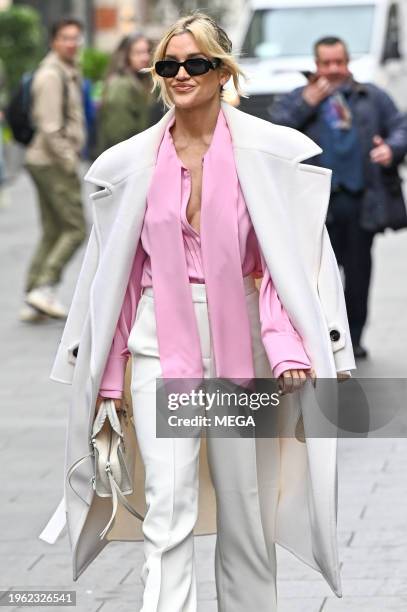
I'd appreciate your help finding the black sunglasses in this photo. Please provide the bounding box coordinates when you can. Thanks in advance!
[155,57,221,78]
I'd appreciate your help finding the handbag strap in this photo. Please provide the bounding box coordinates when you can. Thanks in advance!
[67,452,144,539]
[66,452,94,506]
[99,468,144,539]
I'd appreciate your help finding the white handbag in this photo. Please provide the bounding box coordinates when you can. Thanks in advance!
[67,399,144,539]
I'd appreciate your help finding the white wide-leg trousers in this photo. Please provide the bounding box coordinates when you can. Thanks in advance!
[127,276,280,612]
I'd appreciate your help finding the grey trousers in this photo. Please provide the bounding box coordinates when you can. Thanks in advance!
[24,163,87,292]
[128,276,279,612]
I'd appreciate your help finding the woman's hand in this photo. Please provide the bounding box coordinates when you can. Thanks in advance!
[95,393,124,413]
[278,368,316,395]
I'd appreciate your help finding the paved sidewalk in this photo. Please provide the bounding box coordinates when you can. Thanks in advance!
[0,168,406,612]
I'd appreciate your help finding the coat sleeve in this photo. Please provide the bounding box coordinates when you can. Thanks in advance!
[49,223,98,384]
[372,85,407,165]
[317,225,356,373]
[270,87,318,131]
[288,159,356,374]
[98,252,140,399]
[258,251,312,378]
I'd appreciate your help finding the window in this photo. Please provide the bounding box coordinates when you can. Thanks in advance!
[382,3,401,61]
[241,5,376,59]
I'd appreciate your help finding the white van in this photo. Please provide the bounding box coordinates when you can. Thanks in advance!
[230,0,407,118]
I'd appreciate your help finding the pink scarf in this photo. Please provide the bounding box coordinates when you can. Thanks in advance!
[145,107,254,384]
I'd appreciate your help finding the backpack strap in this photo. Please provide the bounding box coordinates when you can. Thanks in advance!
[62,74,69,129]
[58,67,69,130]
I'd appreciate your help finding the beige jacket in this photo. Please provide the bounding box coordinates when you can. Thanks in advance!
[26,51,85,173]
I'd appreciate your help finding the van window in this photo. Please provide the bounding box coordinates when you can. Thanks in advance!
[382,3,401,60]
[241,5,375,59]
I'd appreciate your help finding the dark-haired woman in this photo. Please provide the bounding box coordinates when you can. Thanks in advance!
[95,32,160,155]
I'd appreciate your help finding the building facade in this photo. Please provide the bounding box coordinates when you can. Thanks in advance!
[9,0,240,52]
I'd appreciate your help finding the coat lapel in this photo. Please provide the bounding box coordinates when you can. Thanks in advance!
[89,170,152,382]
[87,108,175,383]
[221,102,335,376]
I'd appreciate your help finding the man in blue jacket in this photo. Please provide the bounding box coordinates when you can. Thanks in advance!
[270,36,407,359]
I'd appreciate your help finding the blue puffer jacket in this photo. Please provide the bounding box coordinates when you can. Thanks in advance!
[270,79,407,233]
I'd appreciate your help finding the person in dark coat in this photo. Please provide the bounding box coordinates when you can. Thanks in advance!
[270,36,407,358]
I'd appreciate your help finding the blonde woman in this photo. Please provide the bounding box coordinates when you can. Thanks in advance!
[40,11,355,612]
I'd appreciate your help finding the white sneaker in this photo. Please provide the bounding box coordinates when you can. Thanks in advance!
[26,285,68,319]
[19,303,48,322]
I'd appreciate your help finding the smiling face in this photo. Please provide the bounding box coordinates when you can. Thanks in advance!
[162,32,230,110]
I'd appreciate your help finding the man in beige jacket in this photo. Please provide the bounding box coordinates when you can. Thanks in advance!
[21,17,87,321]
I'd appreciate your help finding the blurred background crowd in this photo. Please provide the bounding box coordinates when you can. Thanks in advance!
[1,0,407,361]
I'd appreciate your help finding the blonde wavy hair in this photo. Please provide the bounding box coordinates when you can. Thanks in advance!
[143,11,248,109]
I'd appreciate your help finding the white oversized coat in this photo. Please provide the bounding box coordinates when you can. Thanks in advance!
[39,100,356,597]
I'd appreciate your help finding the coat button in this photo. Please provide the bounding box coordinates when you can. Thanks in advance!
[72,346,79,358]
[330,329,340,342]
